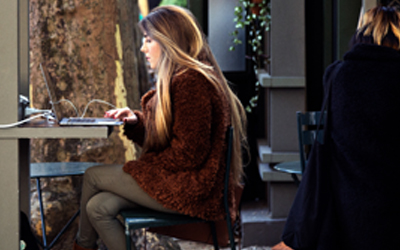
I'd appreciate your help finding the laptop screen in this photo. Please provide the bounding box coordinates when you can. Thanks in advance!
[40,63,63,122]
[39,63,123,126]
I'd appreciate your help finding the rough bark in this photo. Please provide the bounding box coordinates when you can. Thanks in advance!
[28,0,148,248]
[118,0,152,110]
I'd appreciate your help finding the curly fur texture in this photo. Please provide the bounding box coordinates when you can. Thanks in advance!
[122,68,237,221]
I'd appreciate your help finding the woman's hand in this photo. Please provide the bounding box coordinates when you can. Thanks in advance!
[104,107,138,125]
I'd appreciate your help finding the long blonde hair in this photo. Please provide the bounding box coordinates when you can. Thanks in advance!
[354,5,400,49]
[139,5,248,185]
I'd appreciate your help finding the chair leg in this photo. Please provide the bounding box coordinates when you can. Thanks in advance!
[125,225,132,250]
[291,173,300,187]
[46,209,80,249]
[36,178,48,248]
[209,221,220,250]
[227,220,236,250]
[144,229,147,250]
[35,177,81,250]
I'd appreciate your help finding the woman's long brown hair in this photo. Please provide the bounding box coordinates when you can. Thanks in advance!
[138,5,248,185]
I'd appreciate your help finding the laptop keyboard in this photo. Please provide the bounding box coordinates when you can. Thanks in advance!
[68,118,96,123]
[59,117,123,126]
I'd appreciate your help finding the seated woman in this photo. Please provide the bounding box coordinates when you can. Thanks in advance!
[73,5,247,250]
[281,2,400,250]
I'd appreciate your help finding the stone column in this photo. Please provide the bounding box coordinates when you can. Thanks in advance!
[243,0,306,246]
[0,0,29,248]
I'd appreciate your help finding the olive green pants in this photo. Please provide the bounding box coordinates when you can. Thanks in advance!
[76,164,175,250]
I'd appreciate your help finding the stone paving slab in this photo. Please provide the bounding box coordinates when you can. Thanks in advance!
[177,240,272,250]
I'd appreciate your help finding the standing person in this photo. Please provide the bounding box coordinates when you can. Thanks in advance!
[281,2,400,250]
[73,5,248,250]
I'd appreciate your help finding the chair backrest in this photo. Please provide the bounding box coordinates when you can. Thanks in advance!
[224,126,234,206]
[296,111,325,173]
[223,126,234,244]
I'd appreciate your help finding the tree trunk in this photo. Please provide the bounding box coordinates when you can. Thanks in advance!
[29,0,147,247]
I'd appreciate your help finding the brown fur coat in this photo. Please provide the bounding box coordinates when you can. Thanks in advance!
[122,68,237,221]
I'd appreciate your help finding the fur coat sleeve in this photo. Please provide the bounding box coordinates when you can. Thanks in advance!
[122,68,233,221]
[123,91,155,147]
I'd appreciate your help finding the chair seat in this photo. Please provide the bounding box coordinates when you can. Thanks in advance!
[30,161,103,249]
[273,161,302,175]
[120,127,235,250]
[30,162,101,178]
[120,207,205,230]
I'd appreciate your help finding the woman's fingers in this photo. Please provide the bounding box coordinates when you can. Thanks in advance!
[123,114,138,125]
[104,110,115,118]
[104,107,133,119]
[115,108,134,119]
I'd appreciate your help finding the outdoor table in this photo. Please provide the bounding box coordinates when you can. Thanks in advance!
[0,120,109,249]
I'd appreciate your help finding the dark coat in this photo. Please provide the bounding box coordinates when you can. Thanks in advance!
[122,68,237,221]
[327,44,400,249]
[284,44,400,249]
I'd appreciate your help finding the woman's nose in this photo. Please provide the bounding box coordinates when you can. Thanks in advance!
[140,43,146,53]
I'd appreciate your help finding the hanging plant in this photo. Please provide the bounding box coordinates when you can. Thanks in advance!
[230,0,271,113]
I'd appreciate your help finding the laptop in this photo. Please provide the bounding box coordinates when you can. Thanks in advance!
[40,63,123,126]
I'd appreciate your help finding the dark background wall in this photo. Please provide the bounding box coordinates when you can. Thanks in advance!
[306,0,361,111]
[189,0,363,200]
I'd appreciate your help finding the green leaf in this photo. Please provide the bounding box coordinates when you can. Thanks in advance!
[235,23,244,28]
[249,96,258,108]
[245,105,252,113]
[252,38,260,45]
[234,6,243,13]
[233,38,242,44]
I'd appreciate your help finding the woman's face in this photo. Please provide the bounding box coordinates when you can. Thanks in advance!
[141,33,162,69]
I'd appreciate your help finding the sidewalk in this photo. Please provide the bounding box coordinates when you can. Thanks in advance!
[178,240,271,250]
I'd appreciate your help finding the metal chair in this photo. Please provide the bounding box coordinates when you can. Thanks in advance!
[30,162,101,250]
[274,111,325,185]
[119,126,236,250]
